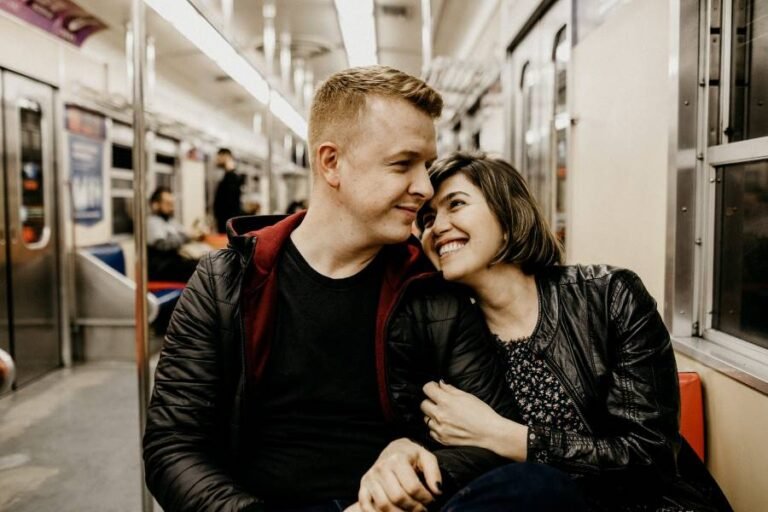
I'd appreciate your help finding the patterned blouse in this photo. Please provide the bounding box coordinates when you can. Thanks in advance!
[493,334,689,512]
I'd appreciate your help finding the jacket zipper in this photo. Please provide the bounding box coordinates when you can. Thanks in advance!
[540,353,594,436]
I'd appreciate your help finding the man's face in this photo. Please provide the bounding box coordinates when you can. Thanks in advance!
[217,153,235,171]
[335,96,437,246]
[154,192,175,218]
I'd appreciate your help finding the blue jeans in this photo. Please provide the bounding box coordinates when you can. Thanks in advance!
[264,499,354,512]
[441,462,588,512]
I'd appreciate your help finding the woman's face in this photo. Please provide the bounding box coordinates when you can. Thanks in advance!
[420,172,505,284]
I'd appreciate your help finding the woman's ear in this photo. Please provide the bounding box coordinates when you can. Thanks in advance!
[316,142,340,188]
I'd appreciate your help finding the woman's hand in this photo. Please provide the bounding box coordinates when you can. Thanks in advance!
[421,381,528,461]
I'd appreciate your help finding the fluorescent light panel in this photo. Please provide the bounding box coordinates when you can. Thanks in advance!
[143,0,307,140]
[334,0,378,67]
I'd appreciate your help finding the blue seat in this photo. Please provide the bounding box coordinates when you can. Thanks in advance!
[85,243,181,332]
[87,244,126,275]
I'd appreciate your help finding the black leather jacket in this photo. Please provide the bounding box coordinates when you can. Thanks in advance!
[526,265,730,511]
[143,214,514,512]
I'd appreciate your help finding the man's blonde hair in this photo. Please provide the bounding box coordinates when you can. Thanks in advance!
[308,65,443,170]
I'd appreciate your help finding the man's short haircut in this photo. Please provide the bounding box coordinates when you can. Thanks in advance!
[217,147,232,157]
[417,152,563,275]
[150,186,172,205]
[308,65,443,170]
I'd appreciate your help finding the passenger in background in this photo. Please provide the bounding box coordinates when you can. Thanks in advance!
[213,147,244,233]
[147,186,199,283]
[412,152,732,512]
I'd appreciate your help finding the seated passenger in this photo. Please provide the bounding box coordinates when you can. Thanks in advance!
[401,152,731,511]
[147,186,199,283]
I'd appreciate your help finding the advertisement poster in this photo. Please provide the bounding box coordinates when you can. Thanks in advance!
[69,134,104,225]
[0,0,106,47]
[66,106,106,226]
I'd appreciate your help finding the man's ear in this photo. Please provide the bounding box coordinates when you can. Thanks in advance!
[316,142,341,188]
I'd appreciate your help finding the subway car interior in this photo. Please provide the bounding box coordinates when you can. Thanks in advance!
[0,0,766,510]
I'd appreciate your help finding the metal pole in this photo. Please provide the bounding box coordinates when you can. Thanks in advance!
[420,0,433,75]
[131,0,153,510]
[266,92,275,214]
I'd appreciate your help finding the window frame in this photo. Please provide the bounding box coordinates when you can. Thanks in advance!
[670,0,768,394]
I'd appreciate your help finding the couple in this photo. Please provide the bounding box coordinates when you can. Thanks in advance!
[143,66,730,512]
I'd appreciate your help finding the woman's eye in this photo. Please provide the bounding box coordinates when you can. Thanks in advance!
[449,199,465,209]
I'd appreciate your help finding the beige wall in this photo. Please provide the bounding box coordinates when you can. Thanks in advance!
[675,353,768,512]
[568,0,670,301]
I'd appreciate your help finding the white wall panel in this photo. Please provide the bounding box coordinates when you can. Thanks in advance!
[568,0,670,301]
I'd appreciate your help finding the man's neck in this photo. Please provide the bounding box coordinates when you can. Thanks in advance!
[290,207,383,279]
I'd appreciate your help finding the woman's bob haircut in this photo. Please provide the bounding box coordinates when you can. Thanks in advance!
[418,151,563,275]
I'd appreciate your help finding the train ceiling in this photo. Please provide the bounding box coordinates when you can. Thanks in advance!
[62,0,497,137]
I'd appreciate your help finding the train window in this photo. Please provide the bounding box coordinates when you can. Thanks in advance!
[728,0,768,142]
[18,101,47,246]
[713,160,768,349]
[112,197,134,236]
[112,144,133,170]
[552,26,569,247]
[155,153,175,166]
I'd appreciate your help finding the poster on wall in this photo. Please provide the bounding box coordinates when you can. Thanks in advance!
[66,106,105,226]
[0,0,106,47]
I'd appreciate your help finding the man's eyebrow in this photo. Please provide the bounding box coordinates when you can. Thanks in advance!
[385,150,436,161]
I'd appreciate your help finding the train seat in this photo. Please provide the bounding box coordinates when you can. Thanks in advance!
[85,244,184,331]
[87,244,126,275]
[679,371,705,462]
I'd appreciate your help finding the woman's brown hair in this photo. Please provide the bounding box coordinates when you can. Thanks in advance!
[418,151,563,274]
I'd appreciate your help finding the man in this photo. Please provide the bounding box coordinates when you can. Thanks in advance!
[213,147,244,233]
[143,66,515,512]
[147,186,199,283]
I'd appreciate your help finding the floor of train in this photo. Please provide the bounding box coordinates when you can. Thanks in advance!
[0,355,161,511]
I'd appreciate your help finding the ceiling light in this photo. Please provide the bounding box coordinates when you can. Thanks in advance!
[270,90,308,140]
[334,0,378,67]
[143,0,307,140]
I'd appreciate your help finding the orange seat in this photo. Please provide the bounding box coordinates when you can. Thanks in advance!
[147,281,187,292]
[204,234,228,250]
[678,371,705,461]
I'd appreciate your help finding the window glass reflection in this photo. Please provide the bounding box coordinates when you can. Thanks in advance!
[714,160,768,348]
[729,0,768,141]
[19,102,46,246]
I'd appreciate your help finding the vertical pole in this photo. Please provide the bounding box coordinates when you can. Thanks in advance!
[420,0,433,76]
[131,0,153,510]
[266,92,275,214]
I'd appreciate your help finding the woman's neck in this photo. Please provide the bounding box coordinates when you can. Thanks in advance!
[469,264,539,342]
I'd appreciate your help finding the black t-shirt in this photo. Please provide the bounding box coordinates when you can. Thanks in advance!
[243,238,394,504]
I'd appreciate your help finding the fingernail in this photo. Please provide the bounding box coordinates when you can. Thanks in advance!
[439,379,445,385]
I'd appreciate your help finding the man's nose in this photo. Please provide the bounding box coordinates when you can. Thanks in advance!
[411,167,434,200]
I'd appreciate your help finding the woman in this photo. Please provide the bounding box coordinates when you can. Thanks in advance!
[416,152,731,512]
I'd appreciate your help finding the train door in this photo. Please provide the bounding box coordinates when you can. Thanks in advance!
[1,70,60,387]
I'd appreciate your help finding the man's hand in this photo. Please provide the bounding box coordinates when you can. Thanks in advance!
[357,438,442,512]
